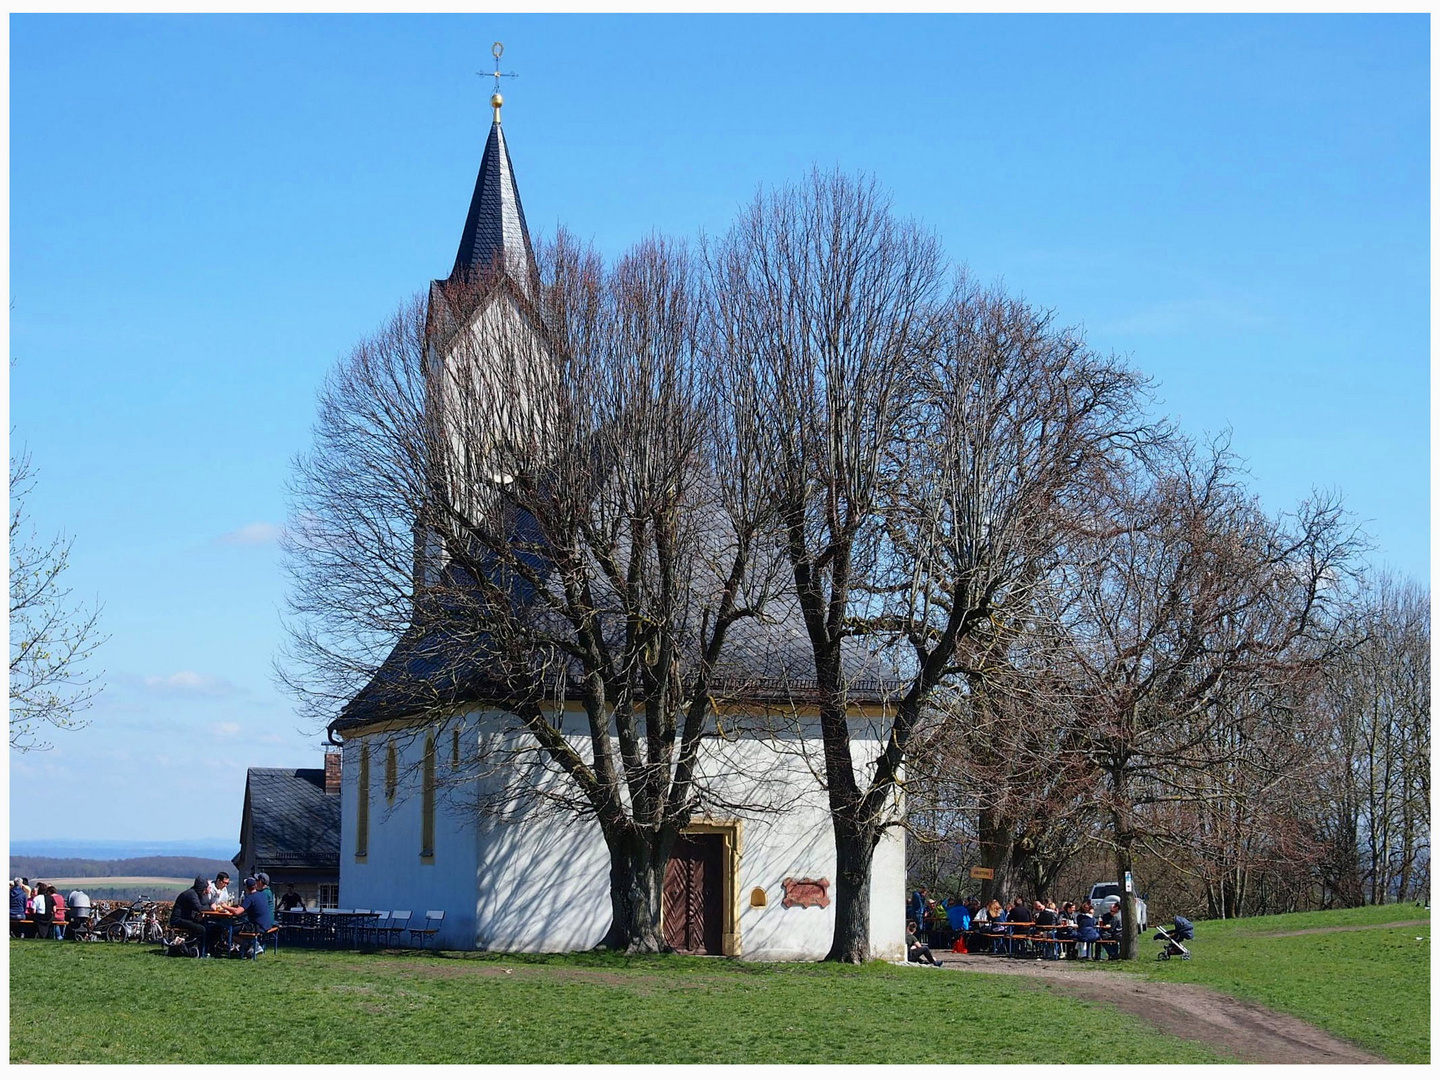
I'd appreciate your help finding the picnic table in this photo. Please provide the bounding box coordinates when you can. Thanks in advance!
[196,910,244,957]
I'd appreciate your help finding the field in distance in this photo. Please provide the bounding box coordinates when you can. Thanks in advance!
[44,879,194,902]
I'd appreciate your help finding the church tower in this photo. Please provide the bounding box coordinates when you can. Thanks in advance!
[417,48,550,591]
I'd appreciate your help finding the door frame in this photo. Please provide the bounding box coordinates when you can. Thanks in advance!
[678,819,741,957]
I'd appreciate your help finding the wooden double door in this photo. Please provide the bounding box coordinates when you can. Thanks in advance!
[662,832,725,955]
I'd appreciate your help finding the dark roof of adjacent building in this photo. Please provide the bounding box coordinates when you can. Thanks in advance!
[242,768,340,870]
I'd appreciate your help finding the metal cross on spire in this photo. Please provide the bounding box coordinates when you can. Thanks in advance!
[481,41,518,122]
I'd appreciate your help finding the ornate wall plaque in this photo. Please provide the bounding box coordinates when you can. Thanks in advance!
[781,877,830,909]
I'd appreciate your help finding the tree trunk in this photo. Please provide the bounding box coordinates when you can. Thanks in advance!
[976,808,1017,906]
[598,826,671,953]
[827,817,877,963]
[1109,780,1140,960]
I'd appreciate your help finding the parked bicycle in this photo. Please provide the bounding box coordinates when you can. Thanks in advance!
[93,897,166,943]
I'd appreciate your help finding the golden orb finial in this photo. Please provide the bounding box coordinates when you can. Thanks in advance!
[482,42,517,124]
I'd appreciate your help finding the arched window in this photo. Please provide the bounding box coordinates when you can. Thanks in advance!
[420,732,436,859]
[355,741,370,859]
[385,742,397,803]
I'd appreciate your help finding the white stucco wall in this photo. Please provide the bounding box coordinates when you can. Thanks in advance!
[340,706,906,960]
[339,725,480,951]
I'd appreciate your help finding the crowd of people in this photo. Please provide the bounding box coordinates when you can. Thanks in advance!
[908,887,1126,961]
[9,879,91,938]
[8,870,282,956]
[169,870,276,957]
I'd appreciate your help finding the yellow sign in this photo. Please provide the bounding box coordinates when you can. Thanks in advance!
[969,866,995,880]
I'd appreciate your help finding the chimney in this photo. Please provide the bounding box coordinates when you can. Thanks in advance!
[324,751,342,795]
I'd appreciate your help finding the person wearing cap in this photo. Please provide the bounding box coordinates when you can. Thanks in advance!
[170,876,215,955]
[236,876,275,956]
[255,873,275,916]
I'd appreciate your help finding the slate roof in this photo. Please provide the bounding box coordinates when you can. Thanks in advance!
[450,119,538,293]
[243,768,340,871]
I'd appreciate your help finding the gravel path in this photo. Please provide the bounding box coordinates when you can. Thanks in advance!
[934,951,1387,1064]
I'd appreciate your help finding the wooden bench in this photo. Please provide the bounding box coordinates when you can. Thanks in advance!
[11,918,68,938]
[234,924,280,959]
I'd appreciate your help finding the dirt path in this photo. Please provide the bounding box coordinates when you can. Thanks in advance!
[934,951,1386,1064]
[1251,918,1428,938]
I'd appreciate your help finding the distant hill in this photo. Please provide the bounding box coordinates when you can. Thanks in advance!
[11,838,237,861]
[8,855,238,882]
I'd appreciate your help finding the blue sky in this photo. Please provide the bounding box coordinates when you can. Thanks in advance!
[8,14,1429,845]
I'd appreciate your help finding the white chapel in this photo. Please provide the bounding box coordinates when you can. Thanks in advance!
[328,74,906,961]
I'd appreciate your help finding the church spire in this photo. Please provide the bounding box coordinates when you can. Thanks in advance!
[450,43,535,291]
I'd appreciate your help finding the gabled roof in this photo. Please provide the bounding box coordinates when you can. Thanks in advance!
[450,119,538,295]
[242,768,340,870]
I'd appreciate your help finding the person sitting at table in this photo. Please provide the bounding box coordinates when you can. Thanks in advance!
[170,876,214,955]
[946,896,970,942]
[906,920,942,967]
[1034,898,1059,959]
[31,883,54,939]
[206,872,237,910]
[1006,896,1033,926]
[1099,902,1122,959]
[984,899,1009,953]
[236,876,276,957]
[10,879,28,923]
[929,897,950,949]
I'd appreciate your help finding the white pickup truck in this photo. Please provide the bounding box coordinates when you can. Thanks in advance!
[1088,882,1147,931]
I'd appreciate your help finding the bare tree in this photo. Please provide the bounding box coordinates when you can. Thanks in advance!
[9,448,106,751]
[711,179,1153,960]
[1047,440,1360,956]
[283,233,788,951]
[1319,572,1430,906]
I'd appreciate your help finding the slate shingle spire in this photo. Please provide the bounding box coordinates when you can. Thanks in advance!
[449,90,537,295]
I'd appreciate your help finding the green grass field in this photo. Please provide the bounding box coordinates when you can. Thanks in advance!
[1132,903,1431,1064]
[10,943,1227,1064]
[9,904,1427,1064]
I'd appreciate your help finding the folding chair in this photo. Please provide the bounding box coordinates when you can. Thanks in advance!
[361,911,390,947]
[385,910,412,948]
[409,910,445,948]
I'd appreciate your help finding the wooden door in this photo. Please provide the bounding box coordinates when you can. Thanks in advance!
[663,832,724,955]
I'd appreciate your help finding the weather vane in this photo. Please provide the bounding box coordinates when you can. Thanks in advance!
[481,41,518,122]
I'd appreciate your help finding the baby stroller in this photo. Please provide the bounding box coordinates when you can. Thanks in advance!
[1154,915,1194,960]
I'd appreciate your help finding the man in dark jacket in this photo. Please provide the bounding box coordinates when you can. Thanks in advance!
[10,879,28,921]
[171,876,213,955]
